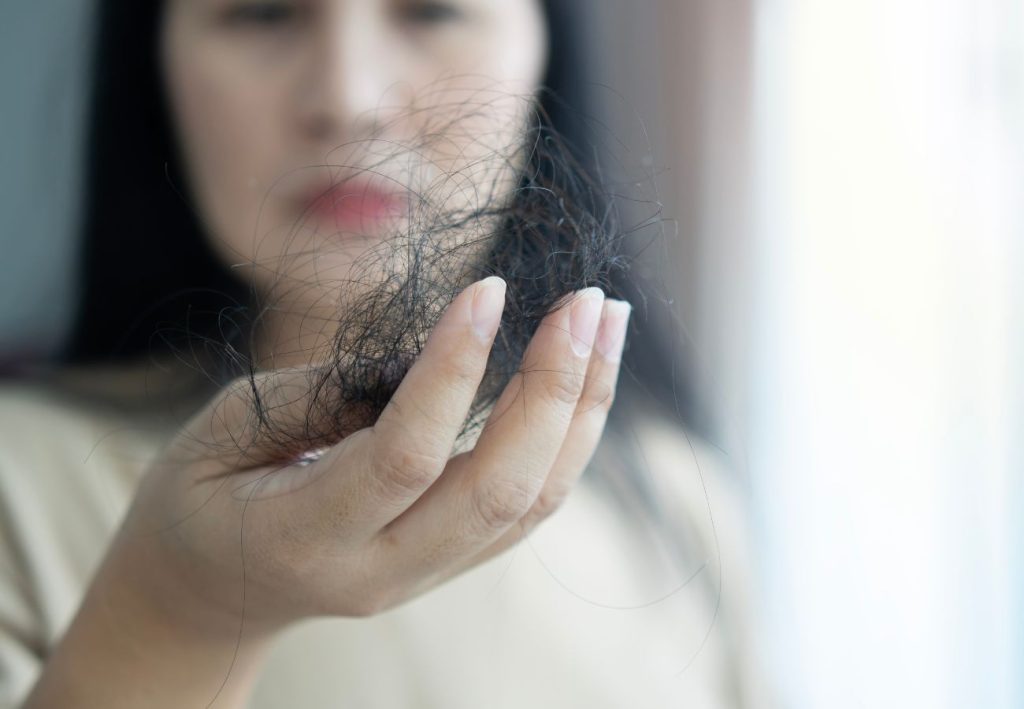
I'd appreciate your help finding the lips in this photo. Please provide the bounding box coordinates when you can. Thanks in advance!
[302,178,409,231]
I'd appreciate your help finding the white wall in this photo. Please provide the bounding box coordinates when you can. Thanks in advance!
[591,1,1022,707]
[749,2,1021,707]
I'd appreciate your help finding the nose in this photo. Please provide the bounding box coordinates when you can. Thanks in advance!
[295,4,411,146]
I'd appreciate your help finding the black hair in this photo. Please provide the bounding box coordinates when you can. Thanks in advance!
[66,0,246,362]
[68,1,569,360]
[65,0,709,536]
[64,0,688,421]
[67,0,710,494]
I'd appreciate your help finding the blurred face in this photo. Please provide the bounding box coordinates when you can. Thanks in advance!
[160,0,548,359]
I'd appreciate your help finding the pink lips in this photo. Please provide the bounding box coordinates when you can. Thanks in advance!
[304,179,408,231]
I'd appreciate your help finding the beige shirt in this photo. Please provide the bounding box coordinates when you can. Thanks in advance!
[0,362,770,708]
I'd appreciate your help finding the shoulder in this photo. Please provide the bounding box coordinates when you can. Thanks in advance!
[590,407,778,707]
[0,372,172,509]
[637,411,749,554]
[623,411,756,626]
[592,405,750,567]
[0,372,175,703]
[0,359,215,496]
[0,373,168,568]
[0,365,198,633]
[0,376,138,455]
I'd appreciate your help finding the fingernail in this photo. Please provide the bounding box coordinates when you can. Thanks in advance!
[569,287,605,357]
[471,276,506,341]
[596,299,632,363]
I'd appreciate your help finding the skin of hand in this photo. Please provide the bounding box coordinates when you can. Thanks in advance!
[24,276,630,708]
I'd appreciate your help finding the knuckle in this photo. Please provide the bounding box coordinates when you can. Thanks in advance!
[333,554,392,618]
[538,369,585,407]
[349,591,390,618]
[578,378,616,415]
[372,444,444,497]
[214,374,249,404]
[530,482,572,520]
[470,478,532,530]
[437,349,485,391]
[224,373,254,395]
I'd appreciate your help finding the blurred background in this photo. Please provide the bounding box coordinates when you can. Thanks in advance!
[2,1,1020,707]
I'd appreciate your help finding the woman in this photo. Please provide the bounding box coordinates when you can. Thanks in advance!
[0,0,769,706]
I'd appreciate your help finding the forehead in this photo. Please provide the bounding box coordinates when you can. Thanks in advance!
[170,0,547,19]
[165,0,550,72]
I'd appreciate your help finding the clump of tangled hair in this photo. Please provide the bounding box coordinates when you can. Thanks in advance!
[183,91,633,470]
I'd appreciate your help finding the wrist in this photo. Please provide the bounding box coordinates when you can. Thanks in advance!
[25,533,284,708]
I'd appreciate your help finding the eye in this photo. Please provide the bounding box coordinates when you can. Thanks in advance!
[223,1,300,27]
[398,1,465,25]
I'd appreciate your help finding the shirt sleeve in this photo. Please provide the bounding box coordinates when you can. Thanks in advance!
[0,384,153,708]
[0,474,46,708]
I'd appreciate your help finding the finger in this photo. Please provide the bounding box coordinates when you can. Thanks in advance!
[371,287,605,580]
[272,276,507,528]
[172,274,503,475]
[454,298,631,571]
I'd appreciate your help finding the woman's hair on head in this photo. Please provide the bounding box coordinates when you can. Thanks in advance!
[66,0,594,361]
[68,0,696,447]
[66,0,241,363]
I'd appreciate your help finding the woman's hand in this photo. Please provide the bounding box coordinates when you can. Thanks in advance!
[127,277,629,628]
[25,277,630,707]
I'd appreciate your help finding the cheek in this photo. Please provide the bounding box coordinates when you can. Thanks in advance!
[163,35,291,265]
[409,82,535,232]
[409,10,548,208]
